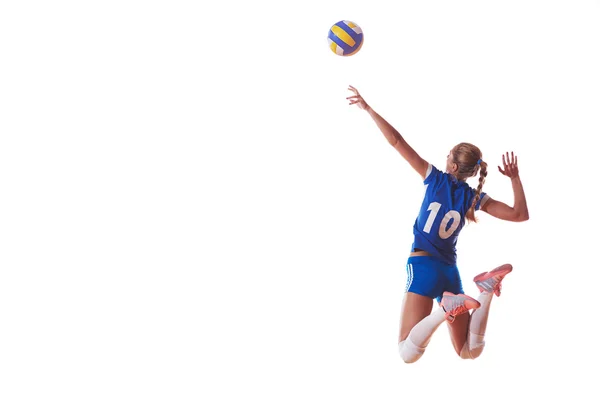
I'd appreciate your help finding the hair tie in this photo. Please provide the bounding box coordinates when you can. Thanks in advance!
[477,159,482,165]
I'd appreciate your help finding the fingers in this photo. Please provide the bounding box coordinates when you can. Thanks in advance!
[507,151,519,165]
[498,151,521,178]
[499,150,521,177]
[502,151,518,166]
[346,92,365,107]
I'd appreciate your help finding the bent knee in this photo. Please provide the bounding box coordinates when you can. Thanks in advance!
[459,342,485,360]
[398,339,425,364]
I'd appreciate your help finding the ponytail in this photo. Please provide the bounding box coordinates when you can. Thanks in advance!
[466,160,487,223]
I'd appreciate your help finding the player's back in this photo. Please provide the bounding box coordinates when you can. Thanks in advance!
[411,164,487,265]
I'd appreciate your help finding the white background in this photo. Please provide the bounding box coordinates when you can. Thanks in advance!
[1,1,599,399]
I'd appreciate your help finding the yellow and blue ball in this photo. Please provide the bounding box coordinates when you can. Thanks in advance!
[327,20,364,56]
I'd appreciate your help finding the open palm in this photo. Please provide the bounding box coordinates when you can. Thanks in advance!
[498,151,519,179]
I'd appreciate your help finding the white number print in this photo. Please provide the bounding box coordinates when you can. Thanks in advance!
[423,202,441,234]
[423,201,461,239]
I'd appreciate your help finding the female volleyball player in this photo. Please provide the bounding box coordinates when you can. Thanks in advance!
[346,85,529,363]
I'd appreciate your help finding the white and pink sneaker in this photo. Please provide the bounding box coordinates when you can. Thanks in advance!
[440,292,481,323]
[473,263,513,297]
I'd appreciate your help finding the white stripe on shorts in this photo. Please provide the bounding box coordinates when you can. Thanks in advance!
[405,263,414,292]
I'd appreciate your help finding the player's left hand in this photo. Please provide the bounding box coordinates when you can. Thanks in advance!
[498,151,520,179]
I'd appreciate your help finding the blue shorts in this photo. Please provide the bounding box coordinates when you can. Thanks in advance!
[404,256,464,303]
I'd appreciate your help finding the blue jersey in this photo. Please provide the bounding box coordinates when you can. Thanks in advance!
[411,164,489,265]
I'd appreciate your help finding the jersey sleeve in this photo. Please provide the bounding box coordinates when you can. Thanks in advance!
[423,163,441,184]
[476,192,490,211]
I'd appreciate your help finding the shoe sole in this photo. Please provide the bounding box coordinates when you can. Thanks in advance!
[474,263,513,282]
[474,263,513,295]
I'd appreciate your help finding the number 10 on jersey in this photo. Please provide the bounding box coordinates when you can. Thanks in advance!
[423,202,461,239]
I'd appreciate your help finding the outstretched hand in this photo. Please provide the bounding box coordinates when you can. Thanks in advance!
[498,151,520,179]
[346,85,370,110]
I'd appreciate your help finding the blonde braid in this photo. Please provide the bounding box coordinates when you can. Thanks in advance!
[466,160,488,223]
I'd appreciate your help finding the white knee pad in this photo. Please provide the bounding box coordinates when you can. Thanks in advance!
[459,333,485,360]
[398,338,425,364]
[459,342,474,359]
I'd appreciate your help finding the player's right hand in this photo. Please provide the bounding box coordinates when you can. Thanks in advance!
[347,85,369,110]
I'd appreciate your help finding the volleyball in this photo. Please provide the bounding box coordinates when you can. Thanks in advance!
[327,20,364,56]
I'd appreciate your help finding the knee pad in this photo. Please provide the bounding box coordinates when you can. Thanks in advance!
[459,342,474,359]
[398,338,425,364]
[459,335,485,360]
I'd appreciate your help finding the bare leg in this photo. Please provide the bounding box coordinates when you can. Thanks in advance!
[399,292,433,342]
[398,292,448,363]
[446,292,494,359]
[445,310,470,355]
[447,264,513,359]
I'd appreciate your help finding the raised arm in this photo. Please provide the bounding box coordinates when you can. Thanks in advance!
[481,151,529,222]
[347,85,428,179]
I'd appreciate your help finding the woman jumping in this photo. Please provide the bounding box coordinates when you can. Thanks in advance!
[347,85,529,363]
